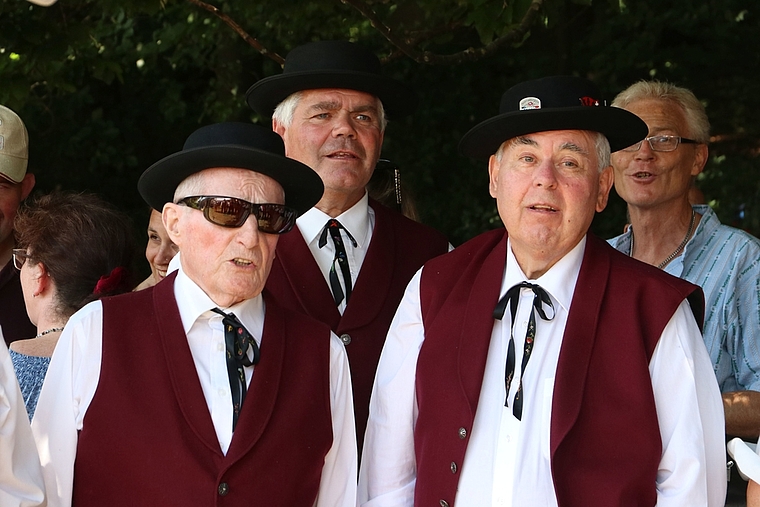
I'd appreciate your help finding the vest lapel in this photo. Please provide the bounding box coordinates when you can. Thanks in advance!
[339,200,394,330]
[274,230,341,328]
[550,235,609,455]
[225,293,286,463]
[153,272,223,455]
[458,232,509,413]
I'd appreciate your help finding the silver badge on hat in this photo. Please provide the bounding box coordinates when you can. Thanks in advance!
[519,97,541,110]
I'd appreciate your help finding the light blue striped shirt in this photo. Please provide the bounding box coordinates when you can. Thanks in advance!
[610,204,760,393]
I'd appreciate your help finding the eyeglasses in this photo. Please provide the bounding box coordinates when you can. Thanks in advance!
[12,249,29,270]
[177,196,297,234]
[621,135,699,152]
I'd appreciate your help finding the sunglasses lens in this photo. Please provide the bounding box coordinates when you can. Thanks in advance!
[182,197,297,234]
[255,204,297,234]
[204,198,249,228]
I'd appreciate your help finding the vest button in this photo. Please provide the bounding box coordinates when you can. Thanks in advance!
[218,482,229,496]
[450,461,458,474]
[440,500,449,507]
[340,333,352,345]
[458,427,467,439]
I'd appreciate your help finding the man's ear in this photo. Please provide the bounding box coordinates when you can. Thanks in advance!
[272,117,285,138]
[162,203,183,246]
[487,154,500,199]
[20,173,35,200]
[596,165,615,213]
[691,143,709,177]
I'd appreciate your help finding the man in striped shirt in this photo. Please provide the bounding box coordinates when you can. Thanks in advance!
[609,80,760,440]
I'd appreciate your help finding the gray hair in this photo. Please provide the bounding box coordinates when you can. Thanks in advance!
[494,131,610,173]
[612,80,710,143]
[173,171,206,203]
[272,91,388,132]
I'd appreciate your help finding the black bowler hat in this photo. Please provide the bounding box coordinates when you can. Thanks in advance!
[138,123,324,215]
[459,76,648,161]
[245,40,418,119]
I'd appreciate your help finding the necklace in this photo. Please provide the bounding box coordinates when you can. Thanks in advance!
[630,208,697,269]
[35,327,64,338]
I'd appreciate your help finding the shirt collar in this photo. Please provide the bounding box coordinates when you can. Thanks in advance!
[173,263,265,340]
[503,236,586,314]
[296,192,371,247]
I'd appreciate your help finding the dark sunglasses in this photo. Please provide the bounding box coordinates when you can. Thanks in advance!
[177,196,297,234]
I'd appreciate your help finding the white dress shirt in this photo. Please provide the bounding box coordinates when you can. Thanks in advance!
[0,330,46,507]
[297,193,374,314]
[358,236,726,507]
[31,264,357,507]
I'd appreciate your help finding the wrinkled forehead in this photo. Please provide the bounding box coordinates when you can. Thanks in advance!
[177,167,285,203]
[298,88,382,110]
[503,129,599,155]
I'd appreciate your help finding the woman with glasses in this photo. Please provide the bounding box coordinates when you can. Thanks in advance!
[9,191,136,419]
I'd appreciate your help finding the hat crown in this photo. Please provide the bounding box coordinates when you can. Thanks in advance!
[184,122,285,156]
[500,76,605,114]
[0,104,29,183]
[283,41,382,76]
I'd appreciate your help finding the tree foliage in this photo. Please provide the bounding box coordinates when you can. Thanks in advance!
[1,0,758,250]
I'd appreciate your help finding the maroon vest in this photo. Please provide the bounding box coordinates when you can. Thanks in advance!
[414,230,703,507]
[72,272,334,506]
[265,198,448,451]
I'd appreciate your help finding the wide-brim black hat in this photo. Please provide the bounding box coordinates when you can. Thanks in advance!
[459,75,648,161]
[246,40,418,119]
[138,123,323,215]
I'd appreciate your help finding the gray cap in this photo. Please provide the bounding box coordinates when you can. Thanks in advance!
[0,105,29,184]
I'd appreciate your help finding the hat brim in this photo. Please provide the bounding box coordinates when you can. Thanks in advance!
[728,437,760,483]
[459,106,648,161]
[138,145,324,216]
[246,70,418,120]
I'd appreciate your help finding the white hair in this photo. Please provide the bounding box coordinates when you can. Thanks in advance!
[612,80,710,143]
[173,171,206,202]
[272,90,388,132]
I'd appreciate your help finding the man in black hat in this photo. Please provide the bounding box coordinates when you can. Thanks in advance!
[358,76,726,507]
[32,123,357,507]
[246,40,449,452]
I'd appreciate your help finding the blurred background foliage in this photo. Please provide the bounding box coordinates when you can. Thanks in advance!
[0,0,757,252]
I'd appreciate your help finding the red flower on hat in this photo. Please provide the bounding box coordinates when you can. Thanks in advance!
[579,96,600,107]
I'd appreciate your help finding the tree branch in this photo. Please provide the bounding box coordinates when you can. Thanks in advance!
[341,0,544,65]
[185,0,284,66]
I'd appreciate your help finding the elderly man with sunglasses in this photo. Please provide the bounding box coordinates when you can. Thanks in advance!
[31,123,357,507]
[608,81,760,443]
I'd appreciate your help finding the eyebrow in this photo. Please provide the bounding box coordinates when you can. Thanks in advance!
[306,101,379,114]
[559,142,589,156]
[514,136,538,147]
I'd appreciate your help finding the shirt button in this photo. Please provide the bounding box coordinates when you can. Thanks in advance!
[440,500,449,507]
[450,461,458,474]
[217,342,224,352]
[458,427,467,439]
[218,389,226,397]
[218,482,229,496]
[340,333,352,346]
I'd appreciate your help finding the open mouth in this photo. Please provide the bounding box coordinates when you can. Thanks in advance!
[327,150,358,159]
[157,269,167,278]
[232,258,253,267]
[633,171,654,179]
[529,205,558,212]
